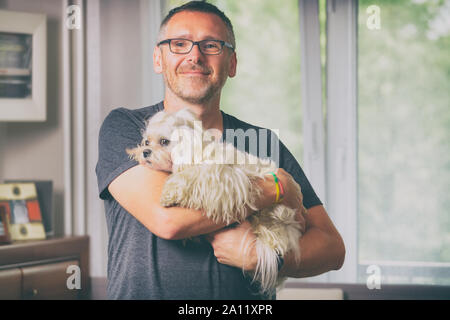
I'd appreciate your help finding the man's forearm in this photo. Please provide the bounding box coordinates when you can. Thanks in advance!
[279,225,346,278]
[160,206,227,240]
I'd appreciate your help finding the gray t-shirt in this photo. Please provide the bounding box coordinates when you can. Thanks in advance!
[95,101,322,299]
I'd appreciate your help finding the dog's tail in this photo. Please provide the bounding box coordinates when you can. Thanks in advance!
[245,205,303,296]
[238,229,279,296]
[253,239,281,295]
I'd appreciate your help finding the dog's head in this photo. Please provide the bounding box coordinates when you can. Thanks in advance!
[126,108,198,172]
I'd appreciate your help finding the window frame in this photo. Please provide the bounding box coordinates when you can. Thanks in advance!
[297,0,358,284]
[323,0,358,283]
[322,0,450,285]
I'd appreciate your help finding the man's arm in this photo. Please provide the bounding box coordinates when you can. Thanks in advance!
[279,205,345,278]
[108,164,282,240]
[109,165,225,239]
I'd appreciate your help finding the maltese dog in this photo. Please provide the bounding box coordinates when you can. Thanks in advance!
[127,108,303,295]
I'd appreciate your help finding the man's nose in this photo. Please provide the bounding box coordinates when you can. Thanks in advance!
[186,43,204,63]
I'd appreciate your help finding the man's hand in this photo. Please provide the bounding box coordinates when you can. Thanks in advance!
[206,206,307,271]
[275,168,303,210]
[206,221,258,271]
[206,169,307,271]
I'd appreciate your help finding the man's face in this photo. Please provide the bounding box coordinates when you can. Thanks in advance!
[154,11,237,104]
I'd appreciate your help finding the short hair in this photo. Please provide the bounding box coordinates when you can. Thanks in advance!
[158,1,236,48]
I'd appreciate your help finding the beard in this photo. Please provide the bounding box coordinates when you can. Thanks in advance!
[163,61,227,104]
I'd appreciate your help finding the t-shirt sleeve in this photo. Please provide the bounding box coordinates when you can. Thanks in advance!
[95,108,144,200]
[278,139,323,209]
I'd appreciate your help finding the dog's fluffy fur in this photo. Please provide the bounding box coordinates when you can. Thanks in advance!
[127,108,303,295]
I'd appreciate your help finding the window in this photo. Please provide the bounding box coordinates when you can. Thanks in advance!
[357,0,450,285]
[163,0,450,286]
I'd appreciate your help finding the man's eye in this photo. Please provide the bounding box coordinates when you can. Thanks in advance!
[173,40,188,47]
[203,41,219,49]
[160,138,170,146]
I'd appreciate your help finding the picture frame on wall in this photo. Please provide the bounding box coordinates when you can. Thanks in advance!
[0,10,46,122]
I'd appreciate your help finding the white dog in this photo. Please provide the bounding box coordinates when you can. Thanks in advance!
[127,108,303,295]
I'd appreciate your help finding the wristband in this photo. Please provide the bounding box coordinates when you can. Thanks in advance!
[269,172,281,203]
[277,176,285,201]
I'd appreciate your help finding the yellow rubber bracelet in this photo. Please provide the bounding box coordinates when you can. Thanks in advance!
[269,172,281,203]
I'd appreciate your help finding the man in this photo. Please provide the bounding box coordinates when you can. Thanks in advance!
[96,1,345,299]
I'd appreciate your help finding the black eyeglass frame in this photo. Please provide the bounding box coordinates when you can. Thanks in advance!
[157,38,235,55]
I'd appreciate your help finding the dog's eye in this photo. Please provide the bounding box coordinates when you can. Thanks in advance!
[160,138,170,146]
[144,140,150,146]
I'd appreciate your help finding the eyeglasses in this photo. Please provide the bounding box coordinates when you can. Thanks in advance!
[157,38,235,55]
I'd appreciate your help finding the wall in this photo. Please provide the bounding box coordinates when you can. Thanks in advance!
[0,0,164,278]
[99,0,143,114]
[0,0,65,236]
[98,0,164,116]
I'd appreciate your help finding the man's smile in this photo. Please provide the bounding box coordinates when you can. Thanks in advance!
[179,71,210,76]
[177,64,211,76]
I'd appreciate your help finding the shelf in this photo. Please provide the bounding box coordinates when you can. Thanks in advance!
[0,236,90,299]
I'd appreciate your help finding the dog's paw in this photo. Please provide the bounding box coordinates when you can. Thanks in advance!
[160,179,184,207]
[160,189,179,207]
[160,194,176,207]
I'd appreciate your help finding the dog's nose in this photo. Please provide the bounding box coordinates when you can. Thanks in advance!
[143,149,152,158]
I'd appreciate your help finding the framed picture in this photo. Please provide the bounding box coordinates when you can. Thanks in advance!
[5,179,53,236]
[0,10,46,121]
[0,183,46,241]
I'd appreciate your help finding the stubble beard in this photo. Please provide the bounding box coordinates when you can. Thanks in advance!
[163,64,227,105]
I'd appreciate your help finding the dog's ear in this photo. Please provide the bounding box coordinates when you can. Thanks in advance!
[126,146,141,162]
[148,110,168,127]
[173,108,198,129]
[145,110,172,136]
[175,108,197,121]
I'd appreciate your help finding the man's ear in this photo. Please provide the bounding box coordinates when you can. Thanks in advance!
[228,52,237,78]
[153,46,163,74]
